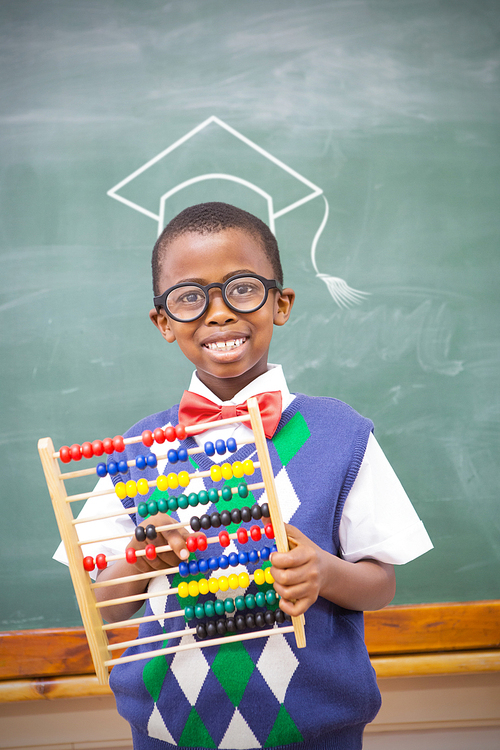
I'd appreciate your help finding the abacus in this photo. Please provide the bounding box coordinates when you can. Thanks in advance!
[39,397,306,685]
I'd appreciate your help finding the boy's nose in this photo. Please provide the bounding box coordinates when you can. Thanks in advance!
[205,289,237,325]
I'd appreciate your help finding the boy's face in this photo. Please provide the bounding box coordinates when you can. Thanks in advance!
[150,228,295,400]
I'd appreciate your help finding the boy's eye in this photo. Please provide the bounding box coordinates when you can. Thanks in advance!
[168,287,206,311]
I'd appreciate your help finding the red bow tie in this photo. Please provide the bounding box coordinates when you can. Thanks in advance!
[178,390,282,440]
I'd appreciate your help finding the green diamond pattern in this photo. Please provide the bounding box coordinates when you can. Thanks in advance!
[211,641,256,706]
[264,704,304,747]
[143,646,170,703]
[272,412,310,467]
[178,706,217,748]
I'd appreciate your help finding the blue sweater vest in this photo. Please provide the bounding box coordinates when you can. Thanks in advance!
[108,394,381,750]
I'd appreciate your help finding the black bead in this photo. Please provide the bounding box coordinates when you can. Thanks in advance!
[206,621,217,638]
[251,504,262,520]
[245,613,256,629]
[255,612,266,628]
[190,516,201,532]
[230,508,241,524]
[226,617,236,633]
[210,512,221,528]
[145,524,157,540]
[261,503,270,518]
[216,619,227,635]
[196,623,207,640]
[235,613,246,631]
[135,526,146,542]
[220,510,231,527]
[264,610,275,625]
[275,609,285,624]
[200,514,212,530]
[240,506,251,523]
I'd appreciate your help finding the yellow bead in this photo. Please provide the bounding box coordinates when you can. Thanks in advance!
[188,580,199,597]
[156,475,168,492]
[167,472,179,490]
[228,574,239,590]
[243,459,254,476]
[210,465,222,483]
[198,578,209,595]
[218,576,229,592]
[265,567,274,584]
[221,463,233,480]
[254,569,265,586]
[126,480,137,498]
[178,470,190,488]
[115,482,127,500]
[137,478,149,496]
[238,572,250,589]
[232,461,244,478]
[208,577,219,594]
[177,582,189,598]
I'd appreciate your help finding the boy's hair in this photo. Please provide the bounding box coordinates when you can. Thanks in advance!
[152,202,283,295]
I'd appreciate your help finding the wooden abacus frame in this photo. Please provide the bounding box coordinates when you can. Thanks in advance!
[38,397,306,685]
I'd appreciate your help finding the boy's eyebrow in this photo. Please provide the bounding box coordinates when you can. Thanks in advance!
[171,270,257,286]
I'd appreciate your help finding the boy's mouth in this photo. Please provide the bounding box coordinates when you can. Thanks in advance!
[203,337,247,351]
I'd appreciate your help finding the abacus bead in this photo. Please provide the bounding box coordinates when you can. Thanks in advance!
[254,569,265,585]
[204,441,215,457]
[70,444,82,461]
[178,447,188,462]
[118,459,129,474]
[230,508,241,525]
[126,480,138,498]
[221,486,232,502]
[235,614,246,630]
[165,426,176,442]
[275,609,285,624]
[240,507,251,523]
[265,524,274,539]
[135,455,146,470]
[238,551,249,565]
[115,482,127,500]
[208,557,219,571]
[245,594,256,609]
[83,556,95,571]
[224,597,235,613]
[232,461,244,478]
[208,577,219,593]
[214,599,225,616]
[96,463,107,477]
[207,488,219,504]
[142,430,154,447]
[190,516,201,532]
[235,596,246,611]
[228,552,239,567]
[146,524,157,540]
[157,475,168,492]
[153,428,165,444]
[265,589,277,605]
[177,494,188,509]
[195,600,206,618]
[59,446,71,463]
[167,449,179,464]
[255,591,266,608]
[198,490,209,505]
[215,439,226,455]
[81,442,94,458]
[238,572,250,588]
[157,498,168,513]
[245,613,256,629]
[250,525,262,542]
[125,548,137,564]
[92,440,104,456]
[184,605,194,620]
[218,554,229,569]
[255,612,266,628]
[260,546,271,561]
[113,436,125,452]
[107,461,118,476]
[210,512,221,528]
[178,581,189,598]
[188,492,199,507]
[228,574,239,590]
[189,560,199,576]
[221,462,232,480]
[168,497,179,512]
[227,437,237,453]
[248,549,259,563]
[137,502,148,518]
[145,545,157,560]
[265,610,276,625]
[147,500,158,515]
[197,534,208,551]
[251,504,262,520]
[200,514,212,530]
[198,578,209,595]
[265,568,274,584]
[178,562,189,577]
[261,503,270,518]
[206,621,217,638]
[137,478,149,496]
[204,601,215,618]
[103,438,114,454]
[178,471,190,487]
[186,536,197,553]
[237,528,248,544]
[238,483,248,498]
[167,472,179,490]
[188,580,199,597]
[175,424,187,440]
[135,526,147,542]
[199,559,209,574]
[219,530,230,547]
[146,454,157,468]
[220,510,231,526]
[196,623,207,639]
[210,465,222,482]
[216,619,227,635]
[218,576,229,592]
[243,459,254,475]
[226,617,237,633]
[96,553,107,570]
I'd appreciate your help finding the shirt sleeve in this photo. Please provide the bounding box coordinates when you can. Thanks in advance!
[339,433,433,564]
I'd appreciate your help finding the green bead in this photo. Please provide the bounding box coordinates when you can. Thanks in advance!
[198,490,209,505]
[194,603,205,619]
[214,599,225,616]
[221,486,232,501]
[255,591,266,608]
[137,502,148,518]
[208,488,219,504]
[177,494,188,509]
[224,597,235,613]
[188,492,199,507]
[235,596,246,611]
[184,605,194,620]
[238,483,249,498]
[157,498,168,514]
[245,594,256,610]
[204,601,215,618]
[265,589,277,606]
[147,500,158,515]
[167,496,178,512]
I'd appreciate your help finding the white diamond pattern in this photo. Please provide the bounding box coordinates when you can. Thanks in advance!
[170,633,210,706]
[256,633,299,704]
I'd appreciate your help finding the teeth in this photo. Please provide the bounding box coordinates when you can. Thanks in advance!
[206,338,245,351]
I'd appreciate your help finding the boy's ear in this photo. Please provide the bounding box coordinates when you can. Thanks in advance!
[149,308,176,343]
[273,287,295,327]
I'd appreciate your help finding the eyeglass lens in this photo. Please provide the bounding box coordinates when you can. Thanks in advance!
[166,277,267,321]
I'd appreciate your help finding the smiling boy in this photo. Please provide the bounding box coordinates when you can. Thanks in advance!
[56,202,432,750]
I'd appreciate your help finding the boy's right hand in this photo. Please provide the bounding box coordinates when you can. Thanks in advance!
[125,514,190,574]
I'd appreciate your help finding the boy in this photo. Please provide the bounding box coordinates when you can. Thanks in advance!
[55,202,432,749]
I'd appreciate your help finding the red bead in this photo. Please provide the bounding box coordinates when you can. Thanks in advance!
[92,440,104,456]
[219,530,230,547]
[186,536,198,553]
[113,435,125,452]
[83,556,95,571]
[95,553,107,570]
[142,430,154,447]
[81,441,94,459]
[59,446,71,463]
[70,443,82,461]
[237,527,248,544]
[264,523,274,539]
[164,426,176,442]
[153,428,165,444]
[145,544,157,560]
[250,525,262,542]
[197,534,208,551]
[102,438,114,454]
[125,547,137,564]
[175,424,187,440]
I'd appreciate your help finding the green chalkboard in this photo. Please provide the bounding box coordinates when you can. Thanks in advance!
[1,0,499,630]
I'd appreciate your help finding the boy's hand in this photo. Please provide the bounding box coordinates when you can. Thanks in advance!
[125,513,190,574]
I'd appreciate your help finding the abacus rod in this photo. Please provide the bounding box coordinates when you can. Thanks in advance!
[108,625,194,651]
[102,609,183,630]
[105,624,295,667]
[91,566,176,589]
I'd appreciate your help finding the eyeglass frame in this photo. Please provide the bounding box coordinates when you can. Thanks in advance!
[153,273,284,323]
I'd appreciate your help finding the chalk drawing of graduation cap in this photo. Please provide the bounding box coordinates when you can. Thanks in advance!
[107,116,369,308]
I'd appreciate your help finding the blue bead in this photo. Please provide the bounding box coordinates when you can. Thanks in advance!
[117,459,129,474]
[135,455,146,470]
[146,454,157,468]
[178,562,189,578]
[271,544,278,553]
[198,559,209,574]
[167,449,179,464]
[248,550,259,563]
[260,546,271,561]
[177,447,188,462]
[227,437,237,453]
[107,461,118,476]
[208,557,219,571]
[215,439,226,455]
[238,551,249,565]
[228,552,239,567]
[204,441,215,457]
[189,560,199,575]
[218,555,229,569]
[96,463,107,477]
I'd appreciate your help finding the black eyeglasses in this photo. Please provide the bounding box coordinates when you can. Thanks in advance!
[154,273,283,323]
